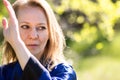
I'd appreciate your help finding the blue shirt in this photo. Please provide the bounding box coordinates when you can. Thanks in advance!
[0,57,77,80]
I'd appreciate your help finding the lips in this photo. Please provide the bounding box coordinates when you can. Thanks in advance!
[26,44,39,49]
[27,44,38,46]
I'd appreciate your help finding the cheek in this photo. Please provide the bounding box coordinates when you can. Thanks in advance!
[39,31,49,42]
[19,30,28,42]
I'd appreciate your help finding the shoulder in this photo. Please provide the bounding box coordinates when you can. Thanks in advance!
[53,63,74,72]
[50,63,77,79]
[0,61,18,71]
[0,61,18,79]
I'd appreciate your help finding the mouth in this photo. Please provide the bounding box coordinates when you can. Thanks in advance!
[26,44,39,49]
[27,44,39,46]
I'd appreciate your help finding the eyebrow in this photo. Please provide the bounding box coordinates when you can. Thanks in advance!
[19,21,47,25]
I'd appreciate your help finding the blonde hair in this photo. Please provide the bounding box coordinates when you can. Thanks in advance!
[2,0,66,70]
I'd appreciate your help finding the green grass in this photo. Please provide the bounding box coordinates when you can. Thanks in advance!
[70,55,120,80]
[64,48,120,80]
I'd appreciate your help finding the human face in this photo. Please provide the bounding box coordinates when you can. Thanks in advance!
[17,5,49,59]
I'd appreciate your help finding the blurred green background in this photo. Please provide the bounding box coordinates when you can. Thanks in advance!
[0,0,120,80]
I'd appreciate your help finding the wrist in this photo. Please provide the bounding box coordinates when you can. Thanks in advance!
[10,38,24,49]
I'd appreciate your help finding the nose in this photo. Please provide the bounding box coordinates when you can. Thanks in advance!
[29,28,39,39]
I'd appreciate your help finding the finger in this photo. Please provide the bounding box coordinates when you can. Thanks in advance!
[2,17,8,29]
[3,0,16,19]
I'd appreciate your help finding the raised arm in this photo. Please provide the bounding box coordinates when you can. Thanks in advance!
[2,0,32,70]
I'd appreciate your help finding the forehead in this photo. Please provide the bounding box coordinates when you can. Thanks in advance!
[17,5,47,24]
[17,5,45,16]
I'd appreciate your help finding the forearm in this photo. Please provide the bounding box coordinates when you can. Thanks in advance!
[12,39,31,70]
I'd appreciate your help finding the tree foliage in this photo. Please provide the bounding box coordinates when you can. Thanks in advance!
[47,0,120,57]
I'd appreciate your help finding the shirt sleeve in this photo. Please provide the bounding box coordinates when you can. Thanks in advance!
[0,66,4,80]
[22,57,77,80]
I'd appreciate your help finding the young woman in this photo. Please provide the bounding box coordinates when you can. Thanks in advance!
[0,0,76,80]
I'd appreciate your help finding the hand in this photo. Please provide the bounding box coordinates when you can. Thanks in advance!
[2,0,21,45]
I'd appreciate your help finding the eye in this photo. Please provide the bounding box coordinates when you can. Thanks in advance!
[37,26,47,31]
[21,25,30,29]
